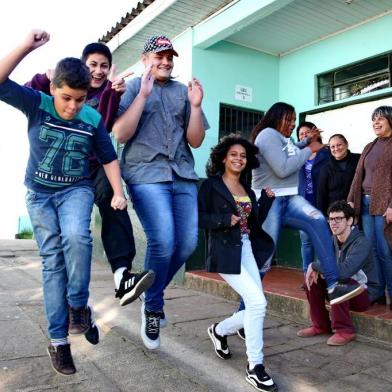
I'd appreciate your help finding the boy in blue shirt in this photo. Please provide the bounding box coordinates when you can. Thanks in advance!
[0,29,127,376]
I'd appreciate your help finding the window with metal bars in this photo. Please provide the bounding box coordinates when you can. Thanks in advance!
[317,53,392,105]
[219,103,264,140]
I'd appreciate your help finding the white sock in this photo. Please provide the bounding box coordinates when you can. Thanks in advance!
[114,267,127,289]
[50,337,68,347]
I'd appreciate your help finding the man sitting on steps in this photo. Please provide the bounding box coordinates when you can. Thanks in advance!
[298,200,382,346]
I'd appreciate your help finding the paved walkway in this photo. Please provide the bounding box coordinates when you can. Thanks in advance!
[1,240,392,392]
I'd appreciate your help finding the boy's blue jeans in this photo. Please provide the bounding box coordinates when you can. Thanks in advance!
[26,186,94,339]
[127,178,198,312]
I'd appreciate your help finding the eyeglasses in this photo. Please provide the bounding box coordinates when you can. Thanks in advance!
[327,216,346,223]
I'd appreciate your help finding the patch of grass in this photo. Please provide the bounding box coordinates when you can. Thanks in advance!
[15,228,34,239]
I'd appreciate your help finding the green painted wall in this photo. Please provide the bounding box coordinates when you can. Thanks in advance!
[279,13,392,115]
[192,40,279,177]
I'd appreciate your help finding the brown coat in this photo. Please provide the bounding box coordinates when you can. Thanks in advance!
[347,136,392,247]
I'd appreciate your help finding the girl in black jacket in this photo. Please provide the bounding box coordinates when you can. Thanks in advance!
[198,135,277,392]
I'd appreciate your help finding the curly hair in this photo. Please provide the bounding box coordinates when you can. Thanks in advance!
[206,133,259,178]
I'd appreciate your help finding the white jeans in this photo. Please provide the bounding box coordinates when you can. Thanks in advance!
[217,235,267,365]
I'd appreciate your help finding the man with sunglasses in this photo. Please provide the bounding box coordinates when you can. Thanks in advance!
[299,200,381,346]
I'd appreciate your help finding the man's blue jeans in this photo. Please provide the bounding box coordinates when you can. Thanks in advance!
[361,195,392,297]
[127,178,198,312]
[262,195,339,288]
[26,186,94,339]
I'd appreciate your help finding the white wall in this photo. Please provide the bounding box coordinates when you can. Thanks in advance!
[306,97,392,153]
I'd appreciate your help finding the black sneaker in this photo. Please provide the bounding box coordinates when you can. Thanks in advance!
[207,323,231,360]
[328,282,365,305]
[69,306,90,335]
[84,306,99,345]
[140,305,160,350]
[246,364,278,392]
[237,328,246,341]
[47,344,76,376]
[115,270,155,306]
[157,310,167,328]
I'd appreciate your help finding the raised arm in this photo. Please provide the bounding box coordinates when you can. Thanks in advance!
[112,65,154,143]
[186,77,205,148]
[0,30,50,84]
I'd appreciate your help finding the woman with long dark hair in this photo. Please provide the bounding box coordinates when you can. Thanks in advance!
[250,102,364,306]
[198,134,278,392]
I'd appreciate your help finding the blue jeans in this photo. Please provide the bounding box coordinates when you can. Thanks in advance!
[26,186,94,339]
[262,195,339,288]
[217,235,267,365]
[127,178,198,311]
[299,230,315,273]
[361,195,392,297]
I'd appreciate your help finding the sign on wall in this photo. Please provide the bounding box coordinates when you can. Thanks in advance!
[235,85,253,102]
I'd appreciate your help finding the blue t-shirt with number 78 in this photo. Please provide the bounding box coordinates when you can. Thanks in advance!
[0,78,117,193]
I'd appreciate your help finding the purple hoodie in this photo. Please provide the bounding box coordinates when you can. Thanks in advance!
[26,73,120,131]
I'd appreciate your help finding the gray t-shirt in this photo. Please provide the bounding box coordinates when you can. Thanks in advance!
[252,127,312,196]
[117,77,209,184]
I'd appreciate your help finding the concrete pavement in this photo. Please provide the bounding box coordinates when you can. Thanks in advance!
[1,239,392,392]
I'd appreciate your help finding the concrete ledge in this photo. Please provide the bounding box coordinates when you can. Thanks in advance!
[184,271,392,343]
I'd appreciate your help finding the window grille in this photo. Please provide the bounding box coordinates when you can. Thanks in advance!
[219,103,263,140]
[318,54,391,105]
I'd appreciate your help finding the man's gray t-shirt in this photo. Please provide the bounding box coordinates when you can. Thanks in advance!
[118,77,209,184]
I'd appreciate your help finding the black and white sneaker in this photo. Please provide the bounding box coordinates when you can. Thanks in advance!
[329,282,365,305]
[140,305,160,350]
[157,310,167,328]
[237,328,246,341]
[246,364,278,392]
[141,302,167,328]
[207,323,231,360]
[115,270,155,306]
[84,306,99,345]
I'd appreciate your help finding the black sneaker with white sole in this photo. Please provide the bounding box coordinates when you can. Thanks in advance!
[237,328,245,341]
[157,310,167,328]
[207,323,231,360]
[115,270,155,306]
[246,364,278,392]
[141,305,161,350]
[84,306,99,345]
[328,282,365,305]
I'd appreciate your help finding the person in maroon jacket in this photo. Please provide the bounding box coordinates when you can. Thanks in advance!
[26,43,155,343]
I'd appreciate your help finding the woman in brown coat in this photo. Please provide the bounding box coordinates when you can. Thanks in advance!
[348,106,392,307]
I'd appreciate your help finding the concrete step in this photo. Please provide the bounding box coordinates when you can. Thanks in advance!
[184,267,392,343]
